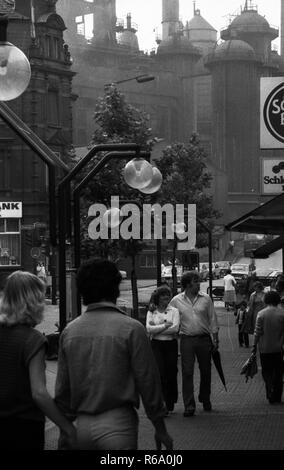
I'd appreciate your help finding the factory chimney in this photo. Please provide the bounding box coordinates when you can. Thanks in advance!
[162,0,180,40]
[92,0,117,47]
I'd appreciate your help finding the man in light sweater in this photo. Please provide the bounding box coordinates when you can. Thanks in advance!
[252,291,284,404]
[169,271,219,416]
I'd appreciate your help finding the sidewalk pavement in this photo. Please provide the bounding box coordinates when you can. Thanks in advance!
[40,301,284,451]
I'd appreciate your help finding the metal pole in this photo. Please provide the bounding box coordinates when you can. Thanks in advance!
[73,152,150,317]
[156,238,162,286]
[197,218,213,300]
[58,143,141,332]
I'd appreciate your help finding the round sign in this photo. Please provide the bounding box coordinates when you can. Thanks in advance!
[30,247,41,259]
[263,82,284,144]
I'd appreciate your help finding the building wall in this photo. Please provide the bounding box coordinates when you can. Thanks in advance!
[0,5,74,280]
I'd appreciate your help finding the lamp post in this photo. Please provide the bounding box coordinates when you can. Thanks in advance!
[0,8,66,307]
[0,13,31,101]
[104,74,156,88]
[58,143,162,331]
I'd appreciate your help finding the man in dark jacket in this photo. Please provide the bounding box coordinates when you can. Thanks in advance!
[55,258,173,450]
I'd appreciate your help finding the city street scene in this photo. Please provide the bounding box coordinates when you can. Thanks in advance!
[0,0,284,454]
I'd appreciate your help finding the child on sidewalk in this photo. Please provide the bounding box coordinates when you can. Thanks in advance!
[236,301,249,348]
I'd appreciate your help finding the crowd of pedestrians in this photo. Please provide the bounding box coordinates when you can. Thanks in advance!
[0,260,283,451]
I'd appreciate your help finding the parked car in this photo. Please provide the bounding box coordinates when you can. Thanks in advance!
[119,270,127,279]
[215,261,231,278]
[253,268,283,290]
[230,263,250,281]
[162,265,183,285]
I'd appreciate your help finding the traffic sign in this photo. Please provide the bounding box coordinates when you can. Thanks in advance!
[30,247,41,259]
[260,77,284,148]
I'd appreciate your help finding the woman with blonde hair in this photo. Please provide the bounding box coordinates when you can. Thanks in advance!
[0,271,76,450]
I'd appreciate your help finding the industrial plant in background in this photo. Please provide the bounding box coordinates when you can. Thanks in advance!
[1,0,284,281]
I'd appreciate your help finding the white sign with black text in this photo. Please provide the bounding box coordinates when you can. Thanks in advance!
[0,202,22,218]
[260,77,284,149]
[261,158,284,194]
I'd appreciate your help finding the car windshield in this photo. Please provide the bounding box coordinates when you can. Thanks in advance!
[255,269,274,276]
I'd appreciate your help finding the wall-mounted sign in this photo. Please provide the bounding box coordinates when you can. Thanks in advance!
[0,202,22,218]
[0,0,15,14]
[261,158,284,194]
[260,77,284,149]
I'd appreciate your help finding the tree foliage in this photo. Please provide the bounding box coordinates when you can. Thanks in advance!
[155,136,221,248]
[78,84,155,261]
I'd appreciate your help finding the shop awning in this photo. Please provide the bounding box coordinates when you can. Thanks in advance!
[226,192,284,236]
[252,235,284,258]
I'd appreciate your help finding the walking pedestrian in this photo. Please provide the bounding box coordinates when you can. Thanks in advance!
[169,271,219,417]
[251,291,284,404]
[235,301,249,348]
[275,276,284,307]
[55,258,173,450]
[36,262,47,285]
[146,286,180,414]
[223,269,237,311]
[229,240,235,254]
[246,281,265,334]
[0,271,76,450]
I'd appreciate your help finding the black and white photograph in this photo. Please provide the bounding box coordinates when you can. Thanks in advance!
[0,0,284,455]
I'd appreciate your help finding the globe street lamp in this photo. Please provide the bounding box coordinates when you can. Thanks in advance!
[104,74,156,88]
[0,14,31,101]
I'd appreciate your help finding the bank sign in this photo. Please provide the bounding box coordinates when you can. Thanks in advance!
[261,158,284,194]
[0,202,22,218]
[260,77,284,148]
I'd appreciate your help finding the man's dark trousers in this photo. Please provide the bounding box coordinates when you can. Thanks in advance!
[260,352,283,403]
[180,334,212,411]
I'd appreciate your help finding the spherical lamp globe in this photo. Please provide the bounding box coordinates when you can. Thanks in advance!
[123,158,153,190]
[139,167,162,194]
[0,42,31,101]
[102,208,122,228]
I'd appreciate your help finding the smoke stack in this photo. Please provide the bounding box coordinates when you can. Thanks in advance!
[92,0,117,47]
[162,0,180,40]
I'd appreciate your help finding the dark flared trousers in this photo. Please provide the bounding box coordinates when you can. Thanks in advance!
[180,334,212,411]
[238,325,249,347]
[151,339,178,410]
[260,352,283,403]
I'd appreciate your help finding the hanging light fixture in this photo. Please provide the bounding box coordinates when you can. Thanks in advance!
[0,14,31,101]
[139,167,162,194]
[123,157,153,190]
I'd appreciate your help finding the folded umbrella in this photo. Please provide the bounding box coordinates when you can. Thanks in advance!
[240,354,258,382]
[212,349,227,391]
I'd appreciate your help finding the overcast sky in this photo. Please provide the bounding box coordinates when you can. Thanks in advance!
[116,1,281,52]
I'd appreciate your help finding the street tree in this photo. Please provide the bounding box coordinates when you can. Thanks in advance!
[78,84,155,317]
[155,135,221,293]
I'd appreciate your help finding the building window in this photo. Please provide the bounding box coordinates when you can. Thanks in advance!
[0,147,11,190]
[47,90,60,126]
[0,218,21,266]
[53,37,60,60]
[140,254,156,268]
[46,35,52,58]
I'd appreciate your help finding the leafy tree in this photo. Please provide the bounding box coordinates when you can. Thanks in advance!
[155,135,221,293]
[77,85,156,318]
